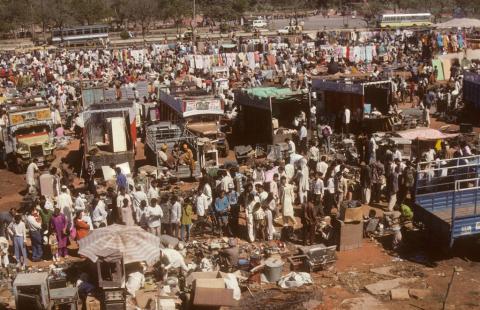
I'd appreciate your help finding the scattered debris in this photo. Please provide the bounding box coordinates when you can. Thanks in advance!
[390,288,410,300]
[364,278,417,295]
[340,294,384,309]
[278,272,313,288]
[370,266,396,277]
[409,288,431,300]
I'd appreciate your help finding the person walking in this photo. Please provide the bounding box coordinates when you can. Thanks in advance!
[9,215,28,268]
[74,211,91,241]
[180,198,193,241]
[26,208,43,261]
[360,162,372,205]
[302,202,317,246]
[120,198,135,226]
[387,166,400,211]
[280,176,296,226]
[146,198,163,237]
[50,207,69,259]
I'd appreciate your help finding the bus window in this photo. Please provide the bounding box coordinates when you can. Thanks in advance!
[92,28,100,34]
[53,30,60,37]
[75,29,83,35]
[67,30,75,36]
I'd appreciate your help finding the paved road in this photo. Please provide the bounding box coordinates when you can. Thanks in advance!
[271,15,367,31]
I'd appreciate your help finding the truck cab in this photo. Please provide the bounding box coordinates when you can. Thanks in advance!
[1,106,56,172]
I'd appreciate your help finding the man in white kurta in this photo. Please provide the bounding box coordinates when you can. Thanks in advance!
[295,158,309,204]
[280,176,296,226]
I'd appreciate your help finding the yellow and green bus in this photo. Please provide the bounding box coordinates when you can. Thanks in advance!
[378,13,433,28]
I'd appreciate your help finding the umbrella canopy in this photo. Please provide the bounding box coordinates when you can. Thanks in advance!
[78,224,162,265]
[435,18,480,29]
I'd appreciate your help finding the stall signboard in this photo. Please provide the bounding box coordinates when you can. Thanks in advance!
[312,80,364,95]
[9,107,51,125]
[183,99,223,117]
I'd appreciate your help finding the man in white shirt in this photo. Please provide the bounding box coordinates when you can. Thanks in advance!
[202,182,212,208]
[342,106,351,137]
[393,147,403,162]
[196,190,209,218]
[57,185,74,225]
[26,210,43,261]
[313,172,325,213]
[255,184,268,203]
[298,122,308,154]
[316,156,329,176]
[169,196,182,239]
[26,159,39,193]
[147,181,159,205]
[220,171,234,193]
[308,143,319,164]
[285,138,296,156]
[8,215,28,267]
[92,197,108,228]
[132,185,148,211]
[116,187,132,220]
[146,198,163,236]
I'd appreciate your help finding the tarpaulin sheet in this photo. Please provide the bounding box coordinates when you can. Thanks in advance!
[396,128,458,141]
[245,87,301,99]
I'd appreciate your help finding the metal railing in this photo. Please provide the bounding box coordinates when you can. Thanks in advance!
[415,155,480,196]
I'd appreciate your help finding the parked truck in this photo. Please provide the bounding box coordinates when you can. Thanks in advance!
[414,155,480,248]
[82,101,136,172]
[157,85,230,157]
[144,122,199,178]
[0,105,56,172]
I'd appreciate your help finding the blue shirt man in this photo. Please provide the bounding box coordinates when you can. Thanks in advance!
[115,167,128,191]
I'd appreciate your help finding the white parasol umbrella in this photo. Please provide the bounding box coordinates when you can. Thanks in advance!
[78,224,162,266]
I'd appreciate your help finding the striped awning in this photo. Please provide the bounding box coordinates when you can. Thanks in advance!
[78,224,162,266]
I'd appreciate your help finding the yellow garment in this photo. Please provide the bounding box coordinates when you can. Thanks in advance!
[435,139,442,152]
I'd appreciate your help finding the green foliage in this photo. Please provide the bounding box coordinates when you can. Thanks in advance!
[120,30,130,39]
[70,0,107,25]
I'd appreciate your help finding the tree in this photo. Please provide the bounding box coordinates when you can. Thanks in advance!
[126,0,158,40]
[0,0,32,38]
[70,0,107,25]
[158,0,192,33]
[358,0,386,27]
[199,0,248,25]
[108,0,130,29]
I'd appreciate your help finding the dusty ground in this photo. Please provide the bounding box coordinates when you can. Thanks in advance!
[1,107,479,309]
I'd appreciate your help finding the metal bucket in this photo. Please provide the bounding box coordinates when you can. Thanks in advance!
[264,258,284,283]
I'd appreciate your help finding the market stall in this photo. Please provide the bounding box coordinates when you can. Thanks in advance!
[234,87,309,145]
[312,77,393,133]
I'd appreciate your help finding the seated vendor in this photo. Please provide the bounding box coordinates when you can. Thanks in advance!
[220,238,239,269]
[371,107,382,116]
[157,144,175,169]
[181,144,195,176]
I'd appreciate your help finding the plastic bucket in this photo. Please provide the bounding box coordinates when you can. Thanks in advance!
[264,258,284,282]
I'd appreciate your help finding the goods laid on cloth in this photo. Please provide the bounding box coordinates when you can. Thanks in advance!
[278,272,313,288]
[78,224,161,265]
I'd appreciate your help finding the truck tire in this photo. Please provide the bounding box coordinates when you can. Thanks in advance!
[221,140,230,158]
[15,158,26,174]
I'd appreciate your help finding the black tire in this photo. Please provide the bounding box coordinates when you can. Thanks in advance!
[220,140,230,158]
[15,158,26,174]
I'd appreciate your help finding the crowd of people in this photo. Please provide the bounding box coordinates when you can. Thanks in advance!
[0,25,478,270]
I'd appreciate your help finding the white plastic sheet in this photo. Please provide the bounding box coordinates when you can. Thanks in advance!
[278,272,313,288]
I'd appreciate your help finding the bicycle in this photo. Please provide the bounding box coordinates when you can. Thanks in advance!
[190,211,217,237]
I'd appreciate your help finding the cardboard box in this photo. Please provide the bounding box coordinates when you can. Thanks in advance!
[188,272,237,307]
[343,206,364,223]
[333,219,363,251]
